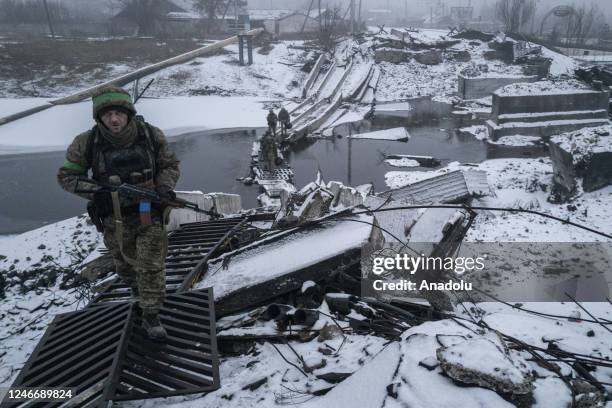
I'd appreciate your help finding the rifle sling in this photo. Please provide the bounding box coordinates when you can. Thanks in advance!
[110,190,139,267]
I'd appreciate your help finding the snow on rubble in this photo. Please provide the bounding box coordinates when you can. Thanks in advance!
[195,214,373,299]
[551,125,612,165]
[386,157,612,242]
[495,79,593,97]
[0,180,611,407]
[374,28,576,103]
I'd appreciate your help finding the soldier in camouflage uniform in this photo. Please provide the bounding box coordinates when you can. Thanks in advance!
[266,109,278,136]
[57,85,180,341]
[259,129,277,171]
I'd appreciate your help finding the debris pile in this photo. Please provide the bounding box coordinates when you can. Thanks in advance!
[486,80,610,140]
[549,125,612,201]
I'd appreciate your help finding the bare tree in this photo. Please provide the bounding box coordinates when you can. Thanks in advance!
[567,3,603,45]
[192,0,247,33]
[495,0,536,34]
[0,0,68,23]
[317,7,342,51]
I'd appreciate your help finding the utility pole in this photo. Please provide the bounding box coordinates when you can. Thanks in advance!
[318,0,322,33]
[347,126,352,187]
[350,0,355,34]
[301,0,315,33]
[430,6,433,28]
[42,0,55,39]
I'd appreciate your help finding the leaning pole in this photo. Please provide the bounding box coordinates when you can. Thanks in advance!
[0,28,264,126]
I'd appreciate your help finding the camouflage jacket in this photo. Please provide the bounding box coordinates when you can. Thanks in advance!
[57,121,180,201]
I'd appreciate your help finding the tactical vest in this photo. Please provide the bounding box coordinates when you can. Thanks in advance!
[87,119,158,208]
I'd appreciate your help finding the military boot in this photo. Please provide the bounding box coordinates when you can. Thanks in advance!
[142,312,167,341]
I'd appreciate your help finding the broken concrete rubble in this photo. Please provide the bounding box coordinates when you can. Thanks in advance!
[486,80,610,140]
[276,180,370,226]
[452,29,495,42]
[549,125,612,201]
[436,334,534,397]
[374,48,411,63]
[458,64,539,100]
[413,50,443,65]
[198,212,372,317]
[166,191,242,231]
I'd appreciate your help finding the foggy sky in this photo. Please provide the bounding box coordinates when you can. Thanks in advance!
[52,0,612,24]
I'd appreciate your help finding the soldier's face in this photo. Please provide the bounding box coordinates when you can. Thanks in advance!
[100,109,129,134]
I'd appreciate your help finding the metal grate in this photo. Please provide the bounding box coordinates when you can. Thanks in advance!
[109,288,219,401]
[1,302,133,408]
[89,217,245,306]
[254,166,294,182]
[3,289,219,407]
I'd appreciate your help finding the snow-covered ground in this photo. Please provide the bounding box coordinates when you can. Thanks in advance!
[0,40,308,100]
[386,157,612,242]
[0,39,309,155]
[140,41,308,99]
[2,27,611,408]
[0,96,274,154]
[374,28,577,103]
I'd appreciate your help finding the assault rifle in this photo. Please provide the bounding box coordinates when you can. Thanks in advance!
[76,177,221,218]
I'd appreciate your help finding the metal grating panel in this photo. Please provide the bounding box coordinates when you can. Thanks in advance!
[109,288,219,401]
[3,289,220,407]
[2,302,133,408]
[254,166,294,182]
[463,170,491,197]
[89,217,245,306]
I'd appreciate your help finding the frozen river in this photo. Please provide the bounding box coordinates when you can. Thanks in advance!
[0,98,547,234]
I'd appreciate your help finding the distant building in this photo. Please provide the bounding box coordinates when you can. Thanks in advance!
[249,9,292,29]
[263,9,346,36]
[364,9,394,26]
[111,0,204,37]
[449,6,474,24]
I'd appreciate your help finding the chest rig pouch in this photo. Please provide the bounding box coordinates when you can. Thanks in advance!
[89,120,158,210]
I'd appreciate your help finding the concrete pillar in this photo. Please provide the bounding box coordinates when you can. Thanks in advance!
[247,35,253,65]
[238,35,245,65]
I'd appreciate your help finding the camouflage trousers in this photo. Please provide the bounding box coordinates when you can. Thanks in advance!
[103,213,167,315]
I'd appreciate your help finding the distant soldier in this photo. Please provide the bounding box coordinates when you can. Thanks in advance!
[278,107,290,138]
[267,109,278,136]
[259,130,277,171]
[57,85,180,341]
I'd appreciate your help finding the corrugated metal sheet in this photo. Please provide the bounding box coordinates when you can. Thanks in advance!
[380,170,490,204]
[463,170,491,196]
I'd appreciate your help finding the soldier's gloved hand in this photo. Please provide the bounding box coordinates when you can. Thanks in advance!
[155,185,176,201]
[92,190,113,217]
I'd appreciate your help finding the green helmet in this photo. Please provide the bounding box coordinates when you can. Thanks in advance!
[92,85,136,120]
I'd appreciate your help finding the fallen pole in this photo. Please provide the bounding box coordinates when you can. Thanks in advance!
[52,28,264,105]
[0,103,54,126]
[0,28,264,127]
